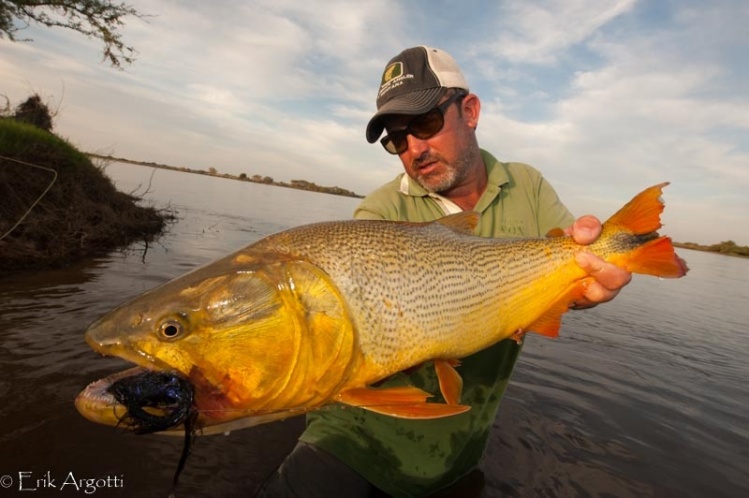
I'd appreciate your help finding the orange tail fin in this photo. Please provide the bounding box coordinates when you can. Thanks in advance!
[605,182,668,234]
[606,183,689,278]
[624,236,689,278]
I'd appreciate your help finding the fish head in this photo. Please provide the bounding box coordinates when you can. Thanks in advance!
[76,251,357,432]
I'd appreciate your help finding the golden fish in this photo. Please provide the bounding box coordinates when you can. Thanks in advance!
[76,183,688,434]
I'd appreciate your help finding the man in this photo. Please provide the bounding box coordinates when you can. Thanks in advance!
[257,46,631,498]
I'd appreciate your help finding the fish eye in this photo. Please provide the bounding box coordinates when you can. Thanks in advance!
[159,320,185,341]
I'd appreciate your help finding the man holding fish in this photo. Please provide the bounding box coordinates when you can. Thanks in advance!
[257,46,632,497]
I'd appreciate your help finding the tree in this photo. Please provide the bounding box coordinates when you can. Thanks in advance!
[0,0,142,67]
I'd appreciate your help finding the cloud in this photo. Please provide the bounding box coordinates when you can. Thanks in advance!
[475,0,636,65]
[1,0,746,245]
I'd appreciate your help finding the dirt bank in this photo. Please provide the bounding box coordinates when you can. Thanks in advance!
[0,119,171,277]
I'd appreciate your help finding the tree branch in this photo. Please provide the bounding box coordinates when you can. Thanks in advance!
[0,0,143,67]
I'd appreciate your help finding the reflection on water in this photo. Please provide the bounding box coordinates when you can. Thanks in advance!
[1,164,747,497]
[487,250,749,498]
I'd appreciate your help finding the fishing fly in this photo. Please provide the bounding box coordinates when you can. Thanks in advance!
[107,370,198,496]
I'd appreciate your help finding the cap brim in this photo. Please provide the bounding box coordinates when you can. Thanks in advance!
[366,87,446,143]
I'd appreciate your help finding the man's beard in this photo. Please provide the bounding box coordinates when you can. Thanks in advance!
[412,149,474,194]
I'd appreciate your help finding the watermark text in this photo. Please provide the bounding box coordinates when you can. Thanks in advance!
[0,471,124,494]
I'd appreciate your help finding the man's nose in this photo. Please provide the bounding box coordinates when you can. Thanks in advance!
[405,133,430,156]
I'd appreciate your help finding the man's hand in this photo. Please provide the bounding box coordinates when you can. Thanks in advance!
[565,215,632,309]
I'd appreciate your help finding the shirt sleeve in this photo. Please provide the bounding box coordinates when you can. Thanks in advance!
[537,177,575,234]
[352,175,410,221]
[353,204,389,221]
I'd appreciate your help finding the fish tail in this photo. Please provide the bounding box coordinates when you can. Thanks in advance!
[619,236,689,278]
[605,183,689,278]
[605,182,668,235]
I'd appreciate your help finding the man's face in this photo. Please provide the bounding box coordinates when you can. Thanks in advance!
[382,93,480,195]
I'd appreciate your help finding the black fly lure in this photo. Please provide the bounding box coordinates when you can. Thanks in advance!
[107,370,194,434]
[107,370,199,496]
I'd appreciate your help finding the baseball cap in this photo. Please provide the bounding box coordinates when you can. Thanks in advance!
[366,46,470,143]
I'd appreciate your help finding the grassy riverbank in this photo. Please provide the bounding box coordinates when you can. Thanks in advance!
[0,119,172,276]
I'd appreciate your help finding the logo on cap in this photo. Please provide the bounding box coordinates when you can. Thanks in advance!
[378,62,414,100]
[381,62,403,85]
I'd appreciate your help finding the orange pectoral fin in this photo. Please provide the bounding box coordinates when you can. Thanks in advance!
[434,359,463,405]
[360,403,471,419]
[338,386,430,405]
[336,386,470,419]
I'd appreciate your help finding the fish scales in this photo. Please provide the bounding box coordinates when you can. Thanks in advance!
[251,219,578,381]
[76,183,688,434]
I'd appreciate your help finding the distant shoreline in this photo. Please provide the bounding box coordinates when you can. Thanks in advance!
[673,241,749,259]
[87,153,364,199]
[84,153,749,258]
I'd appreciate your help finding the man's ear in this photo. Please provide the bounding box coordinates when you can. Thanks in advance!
[462,93,480,129]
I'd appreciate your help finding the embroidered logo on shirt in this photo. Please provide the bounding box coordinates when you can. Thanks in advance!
[500,219,526,236]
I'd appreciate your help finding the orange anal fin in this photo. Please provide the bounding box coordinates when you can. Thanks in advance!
[434,359,463,405]
[604,183,669,235]
[336,386,470,419]
[526,308,563,338]
[611,236,689,278]
[526,280,590,338]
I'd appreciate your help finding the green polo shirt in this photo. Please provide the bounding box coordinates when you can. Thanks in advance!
[300,150,574,497]
[353,149,573,237]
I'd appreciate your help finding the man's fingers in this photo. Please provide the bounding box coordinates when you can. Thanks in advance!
[575,252,632,292]
[566,215,601,245]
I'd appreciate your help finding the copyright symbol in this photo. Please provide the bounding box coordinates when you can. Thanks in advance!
[0,474,12,488]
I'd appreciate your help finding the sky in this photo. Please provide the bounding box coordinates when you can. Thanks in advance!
[2,0,747,246]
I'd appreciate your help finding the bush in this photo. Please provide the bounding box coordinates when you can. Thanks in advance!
[13,94,54,131]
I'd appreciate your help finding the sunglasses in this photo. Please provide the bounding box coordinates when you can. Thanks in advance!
[380,91,466,155]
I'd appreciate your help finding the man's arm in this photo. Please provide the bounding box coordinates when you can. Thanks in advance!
[566,215,633,309]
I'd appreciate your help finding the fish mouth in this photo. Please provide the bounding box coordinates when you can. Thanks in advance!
[77,310,187,429]
[75,365,192,435]
[75,366,148,428]
[77,316,196,434]
[77,324,186,432]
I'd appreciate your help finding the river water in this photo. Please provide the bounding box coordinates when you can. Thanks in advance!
[0,163,747,497]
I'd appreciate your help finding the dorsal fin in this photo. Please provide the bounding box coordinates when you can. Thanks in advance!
[435,212,479,235]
